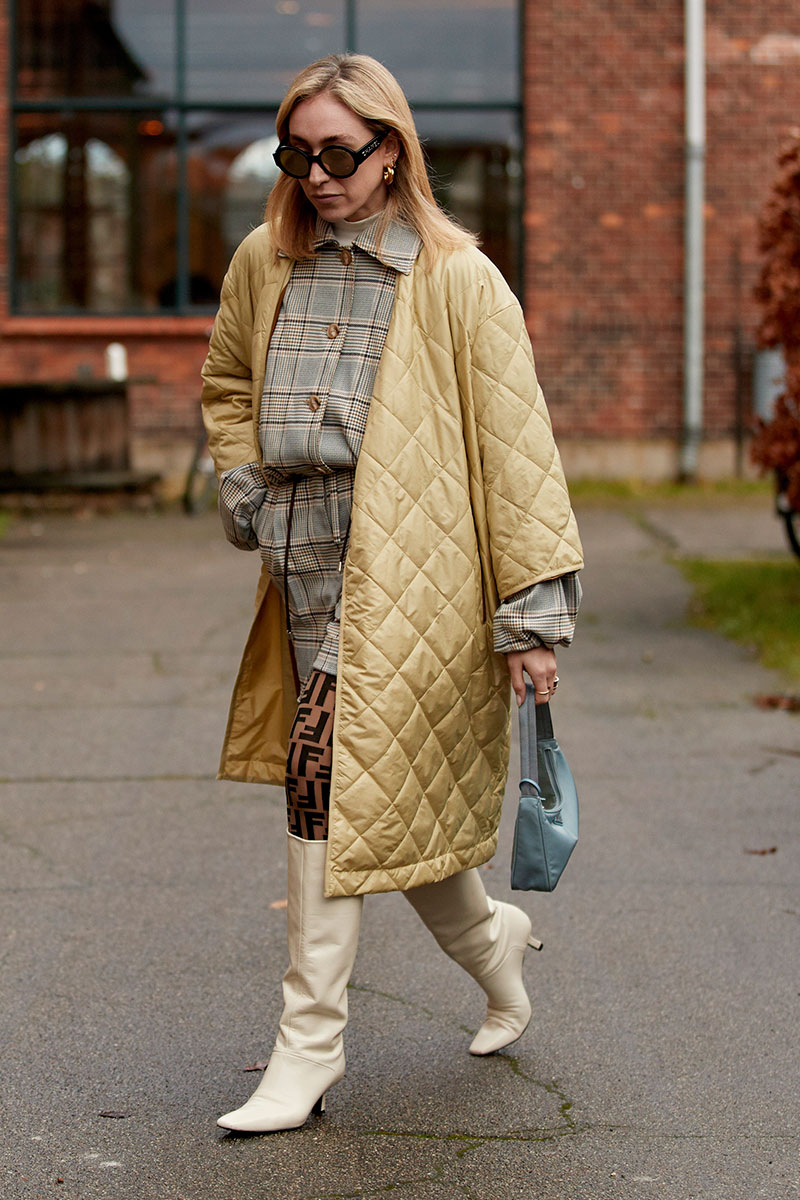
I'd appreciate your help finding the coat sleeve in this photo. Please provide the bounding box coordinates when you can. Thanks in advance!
[200,243,260,474]
[468,279,584,601]
[493,572,582,651]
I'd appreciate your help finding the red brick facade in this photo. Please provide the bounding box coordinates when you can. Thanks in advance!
[2,2,800,484]
[524,1,800,474]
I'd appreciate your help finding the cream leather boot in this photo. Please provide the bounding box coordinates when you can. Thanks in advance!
[217,835,363,1132]
[403,869,542,1056]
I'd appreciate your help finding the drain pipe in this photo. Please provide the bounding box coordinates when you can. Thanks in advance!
[680,0,706,481]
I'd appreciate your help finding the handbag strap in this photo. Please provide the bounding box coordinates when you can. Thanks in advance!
[519,684,556,795]
[536,697,554,740]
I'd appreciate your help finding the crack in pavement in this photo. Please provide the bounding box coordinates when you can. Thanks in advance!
[0,819,52,863]
[298,1168,447,1200]
[364,1122,574,1155]
[760,745,800,760]
[0,927,18,968]
[294,1118,573,1199]
[628,510,681,552]
[580,1124,800,1141]
[295,1119,796,1200]
[348,983,580,1145]
[1,884,89,894]
[299,1165,493,1200]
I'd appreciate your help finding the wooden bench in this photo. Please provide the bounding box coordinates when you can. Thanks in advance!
[0,381,159,492]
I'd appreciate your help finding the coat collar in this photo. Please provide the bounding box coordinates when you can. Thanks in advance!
[312,216,422,275]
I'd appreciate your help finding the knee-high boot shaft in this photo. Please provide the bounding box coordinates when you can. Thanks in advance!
[274,836,360,1068]
[217,835,363,1132]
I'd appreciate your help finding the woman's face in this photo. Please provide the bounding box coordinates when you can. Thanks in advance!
[287,90,398,224]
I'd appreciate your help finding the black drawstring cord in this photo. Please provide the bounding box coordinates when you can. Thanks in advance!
[338,513,352,572]
[283,478,299,641]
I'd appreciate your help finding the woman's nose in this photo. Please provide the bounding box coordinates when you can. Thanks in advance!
[308,161,328,185]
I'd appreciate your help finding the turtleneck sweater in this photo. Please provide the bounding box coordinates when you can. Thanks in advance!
[332,209,383,247]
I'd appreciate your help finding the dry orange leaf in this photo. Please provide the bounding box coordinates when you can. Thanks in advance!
[753,693,800,712]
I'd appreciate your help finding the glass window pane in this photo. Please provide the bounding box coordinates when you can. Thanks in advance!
[15,1,176,101]
[187,112,280,305]
[357,0,518,104]
[186,1,345,104]
[14,112,177,312]
[416,110,521,290]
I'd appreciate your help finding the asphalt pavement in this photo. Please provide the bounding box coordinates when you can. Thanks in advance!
[0,495,798,1200]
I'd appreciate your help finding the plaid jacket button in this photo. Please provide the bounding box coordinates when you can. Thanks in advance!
[307,394,321,411]
[340,249,353,265]
[326,323,340,339]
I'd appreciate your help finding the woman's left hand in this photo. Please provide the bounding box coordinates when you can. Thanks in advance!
[506,647,558,707]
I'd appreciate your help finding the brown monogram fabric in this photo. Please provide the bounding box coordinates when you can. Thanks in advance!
[285,670,336,841]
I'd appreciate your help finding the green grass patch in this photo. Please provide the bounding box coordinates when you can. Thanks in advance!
[569,477,771,507]
[679,558,800,681]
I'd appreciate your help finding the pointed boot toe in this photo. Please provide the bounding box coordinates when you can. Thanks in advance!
[468,902,541,1055]
[468,995,532,1055]
[217,1051,339,1133]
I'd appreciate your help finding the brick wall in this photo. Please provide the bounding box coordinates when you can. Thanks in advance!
[524,0,800,469]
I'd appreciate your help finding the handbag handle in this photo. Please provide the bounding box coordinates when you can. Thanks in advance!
[519,683,539,795]
[519,684,556,800]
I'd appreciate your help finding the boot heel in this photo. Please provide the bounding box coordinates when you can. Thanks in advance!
[528,936,544,952]
[312,1092,327,1115]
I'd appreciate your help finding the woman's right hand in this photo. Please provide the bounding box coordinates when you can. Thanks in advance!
[506,647,558,707]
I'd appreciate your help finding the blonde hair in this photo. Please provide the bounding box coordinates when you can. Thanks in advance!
[264,54,477,265]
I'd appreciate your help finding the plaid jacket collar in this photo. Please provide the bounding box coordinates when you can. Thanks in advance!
[312,216,422,275]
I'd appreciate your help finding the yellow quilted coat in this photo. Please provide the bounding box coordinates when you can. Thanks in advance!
[201,224,583,897]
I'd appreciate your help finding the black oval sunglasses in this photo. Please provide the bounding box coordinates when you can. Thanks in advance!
[273,129,389,179]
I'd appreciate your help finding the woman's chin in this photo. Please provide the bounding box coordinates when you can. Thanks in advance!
[310,194,386,223]
[310,195,347,219]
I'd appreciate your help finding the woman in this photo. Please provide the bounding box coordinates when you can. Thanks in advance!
[201,53,583,1134]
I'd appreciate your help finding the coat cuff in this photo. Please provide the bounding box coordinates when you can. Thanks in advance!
[493,572,582,653]
[218,462,268,551]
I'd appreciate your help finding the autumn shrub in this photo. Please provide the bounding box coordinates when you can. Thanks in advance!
[750,382,800,508]
[751,131,800,507]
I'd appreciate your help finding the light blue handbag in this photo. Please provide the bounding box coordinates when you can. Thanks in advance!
[510,683,579,891]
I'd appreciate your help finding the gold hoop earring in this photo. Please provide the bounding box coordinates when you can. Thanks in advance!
[383,161,396,185]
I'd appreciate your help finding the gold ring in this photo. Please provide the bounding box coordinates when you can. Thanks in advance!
[552,676,560,689]
[535,689,550,696]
